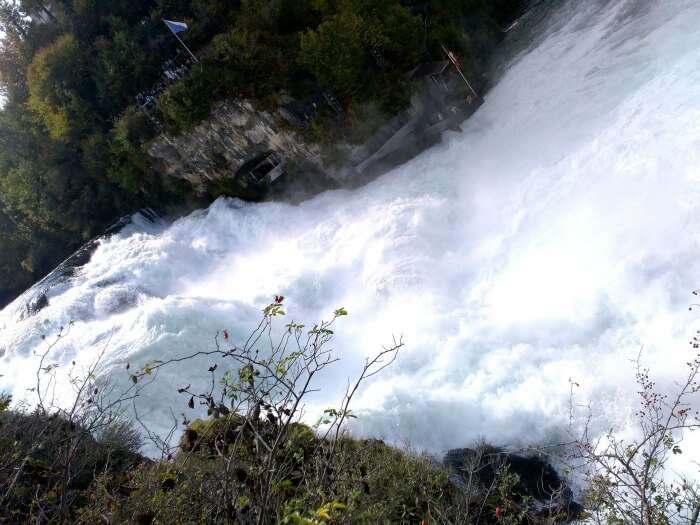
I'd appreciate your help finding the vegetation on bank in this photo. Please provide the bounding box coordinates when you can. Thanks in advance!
[0,303,578,524]
[0,405,573,524]
[1,301,699,524]
[0,0,524,306]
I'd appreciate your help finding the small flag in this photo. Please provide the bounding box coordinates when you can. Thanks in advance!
[163,19,188,34]
[163,19,198,63]
[446,49,461,68]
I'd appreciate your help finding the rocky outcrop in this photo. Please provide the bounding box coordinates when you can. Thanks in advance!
[148,100,327,198]
[444,446,582,521]
[147,70,482,201]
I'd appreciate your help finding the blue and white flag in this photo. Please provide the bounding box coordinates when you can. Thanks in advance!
[163,20,188,34]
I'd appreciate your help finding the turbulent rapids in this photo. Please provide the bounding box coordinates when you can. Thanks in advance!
[3,0,700,456]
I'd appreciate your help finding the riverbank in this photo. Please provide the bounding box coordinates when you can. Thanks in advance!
[0,404,583,524]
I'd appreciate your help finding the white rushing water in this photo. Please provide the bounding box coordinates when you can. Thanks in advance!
[2,0,700,456]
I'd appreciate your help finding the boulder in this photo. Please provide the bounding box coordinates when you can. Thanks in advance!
[27,292,49,316]
[444,445,582,521]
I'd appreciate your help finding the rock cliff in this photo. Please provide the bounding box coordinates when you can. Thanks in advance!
[148,99,327,198]
[147,66,482,202]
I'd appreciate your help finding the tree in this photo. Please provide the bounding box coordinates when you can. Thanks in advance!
[301,0,421,99]
[276,0,319,35]
[0,210,34,305]
[300,12,366,96]
[340,0,422,67]
[0,37,30,101]
[93,28,161,116]
[27,33,94,141]
[105,108,156,193]
[209,28,290,99]
[0,1,29,40]
[0,156,103,237]
[157,66,216,135]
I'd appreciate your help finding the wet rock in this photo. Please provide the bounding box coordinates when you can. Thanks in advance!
[444,445,582,521]
[93,285,139,316]
[26,292,49,316]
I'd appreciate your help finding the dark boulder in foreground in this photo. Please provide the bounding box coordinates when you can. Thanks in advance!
[445,445,583,521]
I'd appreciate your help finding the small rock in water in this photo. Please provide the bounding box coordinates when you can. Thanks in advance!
[27,293,49,316]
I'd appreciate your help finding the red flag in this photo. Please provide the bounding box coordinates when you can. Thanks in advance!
[447,49,461,68]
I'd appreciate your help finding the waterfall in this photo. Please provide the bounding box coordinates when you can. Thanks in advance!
[2,0,700,460]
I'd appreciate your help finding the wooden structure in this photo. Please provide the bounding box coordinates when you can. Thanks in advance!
[237,151,285,187]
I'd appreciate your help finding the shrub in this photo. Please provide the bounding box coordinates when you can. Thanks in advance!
[158,66,216,135]
[106,107,157,193]
[300,12,367,97]
[0,409,143,523]
[209,28,291,99]
[569,348,700,524]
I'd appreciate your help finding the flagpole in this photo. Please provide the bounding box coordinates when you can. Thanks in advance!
[165,22,199,64]
[441,44,478,99]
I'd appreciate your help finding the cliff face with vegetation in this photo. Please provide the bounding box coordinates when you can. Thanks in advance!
[148,99,326,197]
[0,0,525,306]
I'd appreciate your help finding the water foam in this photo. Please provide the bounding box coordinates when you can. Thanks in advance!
[2,0,700,453]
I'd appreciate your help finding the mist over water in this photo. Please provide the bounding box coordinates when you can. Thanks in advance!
[3,0,700,455]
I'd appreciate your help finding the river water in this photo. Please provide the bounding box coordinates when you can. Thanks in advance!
[2,0,700,456]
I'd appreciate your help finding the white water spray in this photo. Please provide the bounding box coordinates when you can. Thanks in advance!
[2,0,700,455]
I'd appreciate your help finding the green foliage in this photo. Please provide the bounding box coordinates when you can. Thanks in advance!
[299,0,422,99]
[0,393,11,412]
[75,422,460,525]
[300,12,366,97]
[27,33,93,141]
[158,66,216,135]
[0,410,142,524]
[277,0,320,35]
[107,108,157,193]
[1,158,95,235]
[208,28,290,99]
[326,438,454,523]
[93,28,160,115]
[178,413,247,455]
[0,222,34,304]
